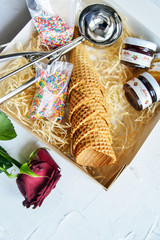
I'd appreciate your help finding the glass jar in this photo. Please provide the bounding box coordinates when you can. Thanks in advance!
[123,72,160,111]
[148,53,160,84]
[121,37,157,69]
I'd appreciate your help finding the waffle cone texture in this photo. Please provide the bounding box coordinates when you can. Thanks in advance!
[69,40,116,168]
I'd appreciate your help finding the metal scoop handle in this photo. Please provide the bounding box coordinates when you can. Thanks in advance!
[0,36,84,82]
[0,51,49,61]
[0,76,38,104]
[0,36,84,104]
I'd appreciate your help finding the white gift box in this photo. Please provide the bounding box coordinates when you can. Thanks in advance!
[0,0,160,189]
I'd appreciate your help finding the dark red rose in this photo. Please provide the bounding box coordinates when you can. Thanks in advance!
[16,148,61,209]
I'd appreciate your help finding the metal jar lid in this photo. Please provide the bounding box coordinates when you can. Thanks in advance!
[124,37,157,51]
[140,72,160,101]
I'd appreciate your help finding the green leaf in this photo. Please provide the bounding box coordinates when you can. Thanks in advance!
[28,147,49,163]
[0,148,22,169]
[0,111,17,140]
[0,146,13,173]
[20,163,41,177]
[0,165,18,178]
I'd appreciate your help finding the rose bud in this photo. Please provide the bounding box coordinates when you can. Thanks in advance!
[16,148,61,209]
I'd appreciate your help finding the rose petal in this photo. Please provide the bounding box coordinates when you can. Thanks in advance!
[37,149,59,169]
[16,151,61,209]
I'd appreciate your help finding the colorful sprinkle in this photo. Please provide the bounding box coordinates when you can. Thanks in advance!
[33,14,74,47]
[28,69,71,120]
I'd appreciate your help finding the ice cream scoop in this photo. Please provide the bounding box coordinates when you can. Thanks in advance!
[0,3,122,104]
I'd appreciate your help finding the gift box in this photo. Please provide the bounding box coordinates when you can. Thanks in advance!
[0,0,160,189]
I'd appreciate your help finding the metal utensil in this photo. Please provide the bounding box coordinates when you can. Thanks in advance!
[0,4,122,81]
[0,36,84,83]
[0,76,38,104]
[0,4,122,104]
[0,51,50,62]
[0,37,84,103]
[78,4,122,46]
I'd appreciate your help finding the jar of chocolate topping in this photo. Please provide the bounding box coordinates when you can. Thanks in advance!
[148,53,160,84]
[123,72,160,111]
[121,37,157,69]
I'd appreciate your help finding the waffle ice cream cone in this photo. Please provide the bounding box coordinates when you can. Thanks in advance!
[69,38,116,168]
[70,99,109,137]
[70,42,97,77]
[75,131,116,167]
[73,115,112,151]
[70,80,104,97]
[69,86,105,121]
[68,76,101,96]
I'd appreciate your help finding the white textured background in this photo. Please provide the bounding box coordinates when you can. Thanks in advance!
[0,1,160,240]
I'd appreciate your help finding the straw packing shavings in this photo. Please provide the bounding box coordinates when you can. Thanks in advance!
[0,21,159,185]
[0,33,71,152]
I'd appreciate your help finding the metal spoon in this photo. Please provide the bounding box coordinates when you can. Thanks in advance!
[0,3,122,104]
[0,4,122,81]
[78,4,122,45]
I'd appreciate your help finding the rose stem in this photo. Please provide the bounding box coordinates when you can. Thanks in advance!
[0,150,22,169]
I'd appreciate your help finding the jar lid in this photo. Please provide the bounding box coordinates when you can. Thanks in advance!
[124,37,157,51]
[140,72,160,101]
[154,52,160,59]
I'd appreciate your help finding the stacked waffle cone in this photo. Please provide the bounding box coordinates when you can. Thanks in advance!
[69,40,116,168]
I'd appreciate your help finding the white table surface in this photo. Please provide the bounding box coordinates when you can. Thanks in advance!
[0,1,160,240]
